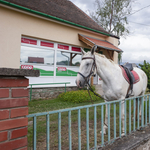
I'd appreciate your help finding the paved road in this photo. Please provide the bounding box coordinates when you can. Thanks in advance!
[95,84,104,96]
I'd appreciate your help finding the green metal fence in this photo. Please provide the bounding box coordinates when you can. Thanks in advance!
[27,94,150,150]
[29,82,70,101]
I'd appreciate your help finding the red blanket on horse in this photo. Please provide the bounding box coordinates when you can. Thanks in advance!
[120,66,140,84]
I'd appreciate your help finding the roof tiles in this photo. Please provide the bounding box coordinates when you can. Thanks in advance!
[3,0,110,35]
[79,34,122,52]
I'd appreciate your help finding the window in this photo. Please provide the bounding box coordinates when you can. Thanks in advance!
[21,37,82,68]
[20,46,54,65]
[56,51,81,66]
[21,37,37,45]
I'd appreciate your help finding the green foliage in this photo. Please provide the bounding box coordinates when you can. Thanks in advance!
[139,60,150,91]
[58,90,102,103]
[90,0,133,37]
[91,85,96,92]
[118,52,122,65]
[78,85,96,92]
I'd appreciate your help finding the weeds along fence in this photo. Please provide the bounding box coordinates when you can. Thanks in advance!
[29,82,70,101]
[27,94,150,150]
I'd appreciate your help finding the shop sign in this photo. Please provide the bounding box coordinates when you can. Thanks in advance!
[57,67,66,71]
[21,65,33,70]
[72,47,81,52]
[21,38,37,45]
[58,44,69,50]
[41,41,54,48]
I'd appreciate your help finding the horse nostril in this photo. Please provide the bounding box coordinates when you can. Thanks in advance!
[76,80,81,88]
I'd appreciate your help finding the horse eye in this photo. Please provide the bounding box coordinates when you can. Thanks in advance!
[86,63,89,66]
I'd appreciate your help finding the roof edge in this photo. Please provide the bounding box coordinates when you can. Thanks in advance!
[81,34,122,51]
[79,34,122,52]
[0,0,119,38]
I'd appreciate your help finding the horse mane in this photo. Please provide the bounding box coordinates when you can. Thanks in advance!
[94,52,115,65]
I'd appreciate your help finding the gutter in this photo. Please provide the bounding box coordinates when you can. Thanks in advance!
[0,0,119,38]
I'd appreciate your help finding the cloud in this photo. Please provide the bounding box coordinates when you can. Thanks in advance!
[128,0,150,33]
[70,0,95,13]
[119,34,150,63]
[70,0,150,64]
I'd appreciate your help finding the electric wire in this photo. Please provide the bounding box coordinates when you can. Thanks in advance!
[128,21,150,26]
[126,4,150,18]
[115,4,150,26]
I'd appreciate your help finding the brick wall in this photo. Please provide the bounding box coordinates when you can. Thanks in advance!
[0,77,29,150]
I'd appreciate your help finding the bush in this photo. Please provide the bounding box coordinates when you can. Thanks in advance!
[139,60,150,91]
[78,85,96,92]
[58,90,102,103]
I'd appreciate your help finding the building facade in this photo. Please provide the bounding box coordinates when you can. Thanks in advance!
[0,0,122,87]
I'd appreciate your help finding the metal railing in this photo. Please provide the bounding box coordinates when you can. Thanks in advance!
[27,94,150,150]
[29,82,70,101]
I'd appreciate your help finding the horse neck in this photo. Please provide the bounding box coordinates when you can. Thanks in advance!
[95,54,118,84]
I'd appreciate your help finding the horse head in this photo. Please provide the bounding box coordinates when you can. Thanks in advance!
[76,45,97,88]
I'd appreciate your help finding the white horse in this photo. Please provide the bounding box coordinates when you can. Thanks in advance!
[76,45,147,134]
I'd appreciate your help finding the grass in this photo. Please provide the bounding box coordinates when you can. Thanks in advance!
[27,92,150,150]
[28,96,104,150]
[146,88,150,94]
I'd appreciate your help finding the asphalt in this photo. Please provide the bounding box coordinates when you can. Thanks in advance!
[95,84,104,96]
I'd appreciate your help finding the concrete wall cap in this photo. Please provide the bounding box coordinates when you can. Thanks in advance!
[0,68,39,77]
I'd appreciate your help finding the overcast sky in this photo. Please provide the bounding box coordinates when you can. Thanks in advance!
[70,0,150,64]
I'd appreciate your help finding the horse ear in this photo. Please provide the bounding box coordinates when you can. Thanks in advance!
[81,47,86,55]
[91,45,97,55]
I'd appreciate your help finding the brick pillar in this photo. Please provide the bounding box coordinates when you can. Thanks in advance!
[0,68,39,150]
[0,77,28,150]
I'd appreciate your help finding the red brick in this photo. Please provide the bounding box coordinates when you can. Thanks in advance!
[10,127,27,139]
[0,110,9,120]
[0,131,8,142]
[0,78,29,88]
[11,107,28,118]
[0,98,28,109]
[12,88,28,98]
[0,89,9,98]
[0,118,28,131]
[0,137,27,150]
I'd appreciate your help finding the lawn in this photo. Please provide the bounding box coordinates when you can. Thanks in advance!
[27,91,150,150]
[28,96,104,150]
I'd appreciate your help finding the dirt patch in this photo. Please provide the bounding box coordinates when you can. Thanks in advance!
[27,101,149,150]
[28,120,103,150]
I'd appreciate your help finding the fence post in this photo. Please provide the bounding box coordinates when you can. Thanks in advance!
[65,83,66,93]
[0,68,39,150]
[30,85,32,101]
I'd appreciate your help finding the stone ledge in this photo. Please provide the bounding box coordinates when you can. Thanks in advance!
[98,125,150,150]
[0,68,39,77]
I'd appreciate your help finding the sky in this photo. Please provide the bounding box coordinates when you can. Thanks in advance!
[70,0,150,64]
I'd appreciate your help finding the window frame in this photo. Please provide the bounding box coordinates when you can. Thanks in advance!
[56,50,82,67]
[20,36,82,78]
[20,45,55,66]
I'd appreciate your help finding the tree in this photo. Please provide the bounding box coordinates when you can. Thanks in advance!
[118,52,122,65]
[139,60,150,91]
[90,0,133,37]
